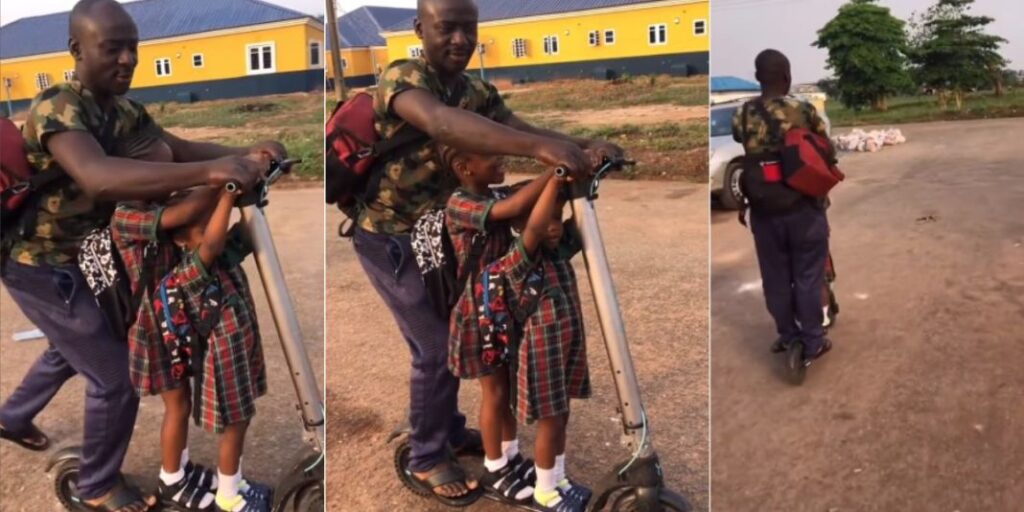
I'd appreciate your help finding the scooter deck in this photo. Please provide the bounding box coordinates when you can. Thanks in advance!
[481,493,548,512]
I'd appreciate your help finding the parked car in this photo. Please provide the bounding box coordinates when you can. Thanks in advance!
[709,95,831,210]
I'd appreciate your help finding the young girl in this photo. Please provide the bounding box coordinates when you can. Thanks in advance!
[440,144,557,505]
[478,175,592,511]
[113,149,271,512]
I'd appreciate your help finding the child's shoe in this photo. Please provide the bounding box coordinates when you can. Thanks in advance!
[159,462,217,511]
[533,487,586,512]
[480,453,535,504]
[215,488,270,512]
[557,478,592,507]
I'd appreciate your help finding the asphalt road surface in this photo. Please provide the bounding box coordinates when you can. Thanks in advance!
[0,187,325,512]
[327,178,710,511]
[711,118,1024,511]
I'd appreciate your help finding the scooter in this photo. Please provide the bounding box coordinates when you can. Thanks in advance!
[49,160,325,512]
[783,253,839,386]
[389,158,693,511]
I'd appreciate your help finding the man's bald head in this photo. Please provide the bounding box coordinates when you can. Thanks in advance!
[414,0,478,77]
[68,0,139,98]
[417,0,476,18]
[755,49,791,94]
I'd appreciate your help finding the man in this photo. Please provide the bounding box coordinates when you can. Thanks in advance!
[353,0,623,504]
[0,1,284,510]
[731,49,833,363]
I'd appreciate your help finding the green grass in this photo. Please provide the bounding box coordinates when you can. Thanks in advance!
[829,88,1024,127]
[150,92,324,181]
[504,75,708,113]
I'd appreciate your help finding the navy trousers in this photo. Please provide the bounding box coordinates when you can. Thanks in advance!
[0,261,139,500]
[750,203,830,355]
[353,227,468,472]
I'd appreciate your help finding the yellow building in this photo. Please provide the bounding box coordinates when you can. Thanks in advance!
[0,0,323,115]
[327,6,414,89]
[379,0,709,83]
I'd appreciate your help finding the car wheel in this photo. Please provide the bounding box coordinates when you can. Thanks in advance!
[720,161,745,210]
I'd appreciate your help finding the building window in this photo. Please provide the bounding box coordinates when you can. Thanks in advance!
[246,42,275,74]
[155,58,171,77]
[63,70,76,82]
[588,30,600,47]
[309,41,322,67]
[341,58,347,70]
[408,46,424,58]
[35,73,51,90]
[192,54,204,68]
[604,30,616,45]
[649,24,668,45]
[543,35,559,55]
[693,19,707,36]
[512,38,527,58]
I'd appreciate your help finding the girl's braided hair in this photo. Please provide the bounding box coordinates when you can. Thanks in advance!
[434,141,462,175]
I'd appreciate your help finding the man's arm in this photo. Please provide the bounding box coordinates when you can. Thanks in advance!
[504,114,624,166]
[162,130,287,163]
[47,131,265,201]
[392,89,590,175]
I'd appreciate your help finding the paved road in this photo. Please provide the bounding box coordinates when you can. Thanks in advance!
[326,178,710,511]
[711,118,1024,510]
[0,188,325,511]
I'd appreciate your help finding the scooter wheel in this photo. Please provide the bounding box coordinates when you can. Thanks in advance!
[786,341,808,386]
[393,439,432,497]
[52,458,87,511]
[610,487,692,511]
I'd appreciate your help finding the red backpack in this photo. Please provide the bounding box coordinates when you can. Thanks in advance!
[780,126,845,197]
[1,118,64,236]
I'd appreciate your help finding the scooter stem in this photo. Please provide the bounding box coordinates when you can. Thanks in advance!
[570,196,653,458]
[239,203,326,454]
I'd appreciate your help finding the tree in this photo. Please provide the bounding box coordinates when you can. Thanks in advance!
[814,0,912,111]
[910,0,1007,109]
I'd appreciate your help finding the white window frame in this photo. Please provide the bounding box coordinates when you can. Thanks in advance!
[155,58,172,77]
[192,53,204,68]
[649,24,668,46]
[543,35,560,56]
[63,70,76,82]
[693,19,707,36]
[512,38,528,58]
[309,40,323,68]
[341,57,348,70]
[35,73,51,90]
[604,29,617,45]
[588,30,600,47]
[408,46,424,59]
[246,42,276,75]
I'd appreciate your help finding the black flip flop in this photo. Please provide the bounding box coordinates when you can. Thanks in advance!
[0,422,50,451]
[450,428,485,458]
[83,478,156,512]
[409,462,483,508]
[770,337,793,354]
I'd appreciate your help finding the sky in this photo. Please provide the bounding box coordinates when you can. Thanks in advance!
[712,0,1024,83]
[0,0,324,25]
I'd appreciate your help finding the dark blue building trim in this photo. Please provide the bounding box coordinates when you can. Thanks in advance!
[326,74,378,90]
[477,51,709,83]
[1,69,323,116]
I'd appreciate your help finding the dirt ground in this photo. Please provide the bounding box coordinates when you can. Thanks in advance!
[527,105,708,128]
[326,178,710,511]
[0,188,325,511]
[711,118,1024,510]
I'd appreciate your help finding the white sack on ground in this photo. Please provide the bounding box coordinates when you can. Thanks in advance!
[832,128,907,152]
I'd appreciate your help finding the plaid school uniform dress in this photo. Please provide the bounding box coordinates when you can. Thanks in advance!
[110,203,184,396]
[159,231,267,433]
[446,187,517,379]
[486,231,592,424]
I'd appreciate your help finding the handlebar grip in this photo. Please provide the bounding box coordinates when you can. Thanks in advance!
[555,167,569,178]
[225,182,240,193]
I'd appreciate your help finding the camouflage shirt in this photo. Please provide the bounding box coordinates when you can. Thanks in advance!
[362,57,513,234]
[731,96,829,155]
[11,81,162,266]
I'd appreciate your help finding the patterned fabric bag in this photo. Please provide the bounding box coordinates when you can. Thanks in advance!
[477,260,544,367]
[154,272,223,423]
[78,227,156,341]
[411,208,486,319]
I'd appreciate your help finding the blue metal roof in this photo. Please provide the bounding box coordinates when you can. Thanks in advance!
[330,6,416,49]
[710,76,759,92]
[1,0,315,60]
[381,0,668,32]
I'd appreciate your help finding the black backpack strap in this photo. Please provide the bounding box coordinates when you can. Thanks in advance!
[453,231,486,306]
[129,242,159,318]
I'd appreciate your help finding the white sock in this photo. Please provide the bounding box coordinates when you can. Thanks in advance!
[555,453,569,489]
[502,439,520,459]
[484,454,509,473]
[181,447,190,467]
[159,466,185,486]
[534,466,562,505]
[217,469,243,510]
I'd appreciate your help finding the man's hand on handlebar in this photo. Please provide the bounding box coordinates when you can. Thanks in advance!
[249,140,288,166]
[205,154,267,191]
[585,139,625,168]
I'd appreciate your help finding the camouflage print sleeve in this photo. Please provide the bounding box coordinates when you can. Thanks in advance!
[376,59,433,118]
[804,103,830,140]
[482,81,512,124]
[132,101,164,140]
[26,86,89,148]
[731,105,744,144]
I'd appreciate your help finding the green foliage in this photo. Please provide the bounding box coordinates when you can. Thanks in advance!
[814,0,913,111]
[908,0,1007,109]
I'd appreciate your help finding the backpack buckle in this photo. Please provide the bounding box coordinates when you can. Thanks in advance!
[9,181,31,194]
[356,147,374,159]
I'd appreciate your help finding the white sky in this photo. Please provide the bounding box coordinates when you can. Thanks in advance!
[1,0,324,25]
[336,0,415,12]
